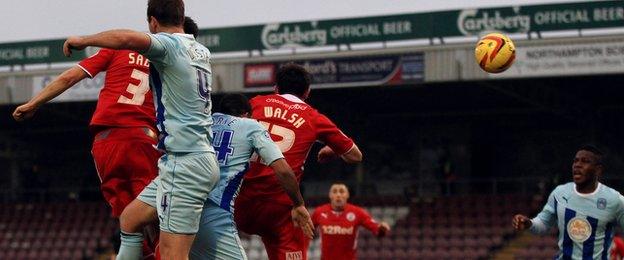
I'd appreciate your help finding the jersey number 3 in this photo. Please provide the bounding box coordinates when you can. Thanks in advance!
[117,69,149,105]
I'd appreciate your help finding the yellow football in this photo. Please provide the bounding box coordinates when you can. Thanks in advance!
[475,33,516,73]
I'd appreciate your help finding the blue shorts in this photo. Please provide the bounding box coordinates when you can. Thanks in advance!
[154,152,219,234]
[189,200,247,260]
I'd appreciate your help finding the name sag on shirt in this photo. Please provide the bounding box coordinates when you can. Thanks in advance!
[128,53,149,67]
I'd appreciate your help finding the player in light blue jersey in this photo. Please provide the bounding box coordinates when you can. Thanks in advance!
[513,145,624,260]
[189,94,314,259]
[122,95,314,259]
[63,1,219,259]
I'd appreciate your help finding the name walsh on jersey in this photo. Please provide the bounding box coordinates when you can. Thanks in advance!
[263,106,306,128]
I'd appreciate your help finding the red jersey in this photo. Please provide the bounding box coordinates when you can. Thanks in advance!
[78,48,155,132]
[312,203,380,260]
[611,236,624,259]
[242,94,355,205]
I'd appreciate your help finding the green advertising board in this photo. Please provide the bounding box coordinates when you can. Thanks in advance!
[197,0,624,52]
[0,39,86,66]
[1,0,622,65]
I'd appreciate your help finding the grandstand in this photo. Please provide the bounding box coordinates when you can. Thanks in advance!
[2,0,624,259]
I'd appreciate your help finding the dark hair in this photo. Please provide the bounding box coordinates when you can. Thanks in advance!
[275,63,311,98]
[331,182,350,191]
[579,144,604,165]
[184,16,199,38]
[217,94,251,117]
[147,0,185,27]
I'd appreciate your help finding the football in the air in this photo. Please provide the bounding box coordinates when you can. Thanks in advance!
[475,33,516,73]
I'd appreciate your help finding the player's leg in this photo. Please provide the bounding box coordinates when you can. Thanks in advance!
[92,135,132,218]
[128,138,162,259]
[93,128,161,259]
[189,202,247,260]
[93,135,152,260]
[233,193,257,235]
[260,204,308,260]
[116,178,159,260]
[157,152,220,259]
[159,232,196,259]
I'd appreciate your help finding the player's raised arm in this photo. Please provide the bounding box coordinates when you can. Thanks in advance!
[13,66,88,121]
[63,30,151,57]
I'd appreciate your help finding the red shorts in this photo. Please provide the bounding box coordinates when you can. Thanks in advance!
[234,193,308,260]
[91,127,161,217]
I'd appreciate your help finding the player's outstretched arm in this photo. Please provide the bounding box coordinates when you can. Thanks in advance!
[13,66,87,121]
[512,214,532,231]
[269,158,314,239]
[317,145,363,164]
[377,221,391,237]
[63,30,151,57]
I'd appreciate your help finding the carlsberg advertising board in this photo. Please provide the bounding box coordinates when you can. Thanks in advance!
[1,1,622,65]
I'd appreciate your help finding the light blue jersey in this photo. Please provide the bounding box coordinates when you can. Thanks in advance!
[530,182,624,259]
[142,33,214,152]
[207,113,284,212]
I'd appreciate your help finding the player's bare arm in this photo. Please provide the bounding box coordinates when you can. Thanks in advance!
[270,158,315,239]
[63,30,151,57]
[271,159,305,207]
[317,144,363,164]
[13,66,88,121]
[512,214,532,231]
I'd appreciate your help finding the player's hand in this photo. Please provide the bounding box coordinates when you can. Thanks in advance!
[12,103,38,122]
[63,36,86,57]
[291,205,314,240]
[512,214,532,231]
[378,222,391,237]
[317,146,338,164]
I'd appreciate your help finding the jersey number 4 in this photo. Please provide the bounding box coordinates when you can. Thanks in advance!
[213,130,234,165]
[117,69,149,105]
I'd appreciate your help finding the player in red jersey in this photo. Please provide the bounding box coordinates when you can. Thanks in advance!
[234,63,363,260]
[13,46,160,258]
[611,236,624,260]
[311,183,390,260]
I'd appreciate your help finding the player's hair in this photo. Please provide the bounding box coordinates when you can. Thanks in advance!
[217,94,252,117]
[184,16,199,38]
[275,63,312,98]
[330,182,350,191]
[147,0,185,27]
[578,144,604,165]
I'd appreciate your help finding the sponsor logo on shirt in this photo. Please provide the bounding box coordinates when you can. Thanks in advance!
[322,225,354,235]
[567,217,592,243]
[285,251,303,260]
[347,212,356,222]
